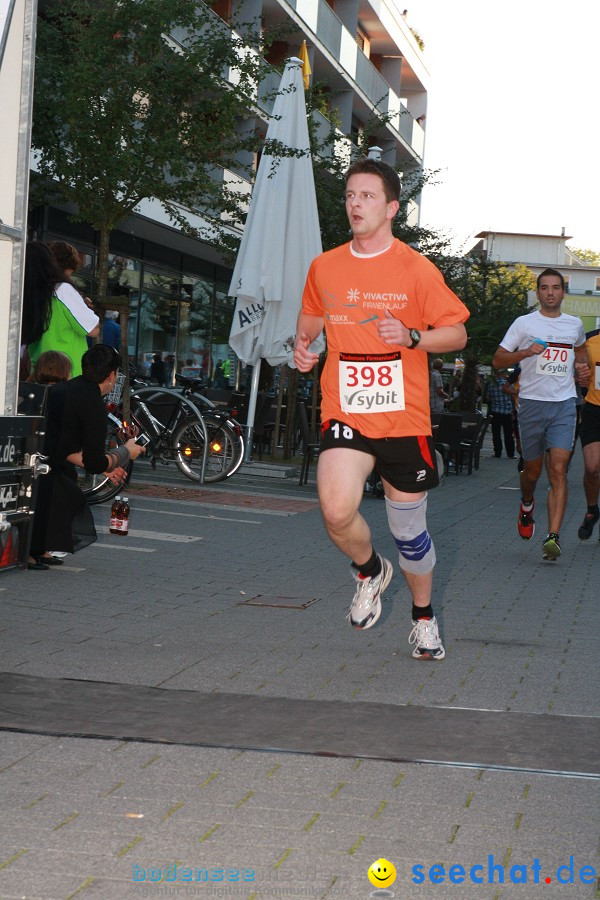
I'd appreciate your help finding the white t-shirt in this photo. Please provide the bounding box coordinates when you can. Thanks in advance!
[55,282,99,332]
[500,310,585,401]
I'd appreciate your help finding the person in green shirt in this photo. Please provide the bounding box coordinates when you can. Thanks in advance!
[22,242,99,378]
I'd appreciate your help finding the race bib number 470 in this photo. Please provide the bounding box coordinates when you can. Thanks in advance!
[535,342,574,377]
[339,352,404,413]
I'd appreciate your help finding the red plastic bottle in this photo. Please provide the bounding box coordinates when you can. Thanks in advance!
[110,496,122,535]
[119,497,130,536]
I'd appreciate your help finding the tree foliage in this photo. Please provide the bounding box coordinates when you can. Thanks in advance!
[31,0,274,299]
[450,260,535,411]
[570,247,600,266]
[458,261,535,363]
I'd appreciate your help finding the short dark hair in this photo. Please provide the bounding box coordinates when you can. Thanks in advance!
[48,241,81,273]
[81,344,121,384]
[345,159,401,203]
[33,350,72,384]
[537,267,565,291]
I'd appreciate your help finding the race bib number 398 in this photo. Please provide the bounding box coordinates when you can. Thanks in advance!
[339,352,405,414]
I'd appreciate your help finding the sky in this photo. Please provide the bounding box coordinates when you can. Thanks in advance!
[408,0,599,254]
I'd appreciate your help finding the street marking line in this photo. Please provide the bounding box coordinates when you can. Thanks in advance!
[96,526,202,542]
[91,545,156,553]
[129,505,261,524]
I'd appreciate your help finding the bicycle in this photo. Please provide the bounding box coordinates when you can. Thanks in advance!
[80,374,245,505]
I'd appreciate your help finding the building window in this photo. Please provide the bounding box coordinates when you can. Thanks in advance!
[356,24,370,57]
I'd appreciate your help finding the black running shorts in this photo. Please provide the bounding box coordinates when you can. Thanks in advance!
[579,402,600,448]
[319,419,439,493]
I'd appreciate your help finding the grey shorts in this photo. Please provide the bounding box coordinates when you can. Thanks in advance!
[518,397,577,460]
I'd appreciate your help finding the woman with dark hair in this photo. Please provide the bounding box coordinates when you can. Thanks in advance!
[28,344,145,570]
[22,241,99,378]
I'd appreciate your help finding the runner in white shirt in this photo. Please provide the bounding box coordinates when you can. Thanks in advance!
[492,269,590,560]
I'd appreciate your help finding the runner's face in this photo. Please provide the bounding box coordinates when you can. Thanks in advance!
[345,174,399,241]
[537,275,565,313]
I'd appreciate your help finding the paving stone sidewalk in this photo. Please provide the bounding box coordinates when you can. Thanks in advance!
[0,448,598,899]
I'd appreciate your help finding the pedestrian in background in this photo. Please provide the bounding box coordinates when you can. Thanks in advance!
[30,350,72,386]
[429,357,448,413]
[102,310,121,351]
[484,371,515,458]
[22,241,99,378]
[28,345,145,570]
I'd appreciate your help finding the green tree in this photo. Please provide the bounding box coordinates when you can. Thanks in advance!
[570,247,600,266]
[31,0,272,309]
[453,260,535,411]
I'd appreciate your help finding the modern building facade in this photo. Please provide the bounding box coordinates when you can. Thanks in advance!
[28,0,430,386]
[473,230,600,333]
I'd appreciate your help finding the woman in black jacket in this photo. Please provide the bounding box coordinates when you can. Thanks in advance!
[28,345,145,569]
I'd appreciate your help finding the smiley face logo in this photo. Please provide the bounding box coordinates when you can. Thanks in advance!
[368,858,396,888]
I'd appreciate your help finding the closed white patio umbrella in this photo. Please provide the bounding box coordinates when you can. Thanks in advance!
[228,56,324,460]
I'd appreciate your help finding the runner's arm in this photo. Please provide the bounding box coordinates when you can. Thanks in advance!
[378,313,467,352]
[417,323,467,353]
[293,312,324,373]
[492,342,545,368]
[574,343,591,386]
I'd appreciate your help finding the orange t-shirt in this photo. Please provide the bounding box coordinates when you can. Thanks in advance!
[301,240,470,438]
[584,329,600,407]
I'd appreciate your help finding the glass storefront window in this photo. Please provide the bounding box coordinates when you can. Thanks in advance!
[137,289,178,384]
[211,282,236,388]
[108,254,141,294]
[175,275,213,384]
[44,238,237,389]
[143,265,178,295]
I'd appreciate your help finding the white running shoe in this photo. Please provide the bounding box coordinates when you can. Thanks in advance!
[348,556,393,630]
[409,616,445,660]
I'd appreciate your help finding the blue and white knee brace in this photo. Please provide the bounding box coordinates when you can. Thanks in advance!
[385,495,436,575]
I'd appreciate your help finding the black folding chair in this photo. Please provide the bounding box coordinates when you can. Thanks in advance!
[434,413,463,475]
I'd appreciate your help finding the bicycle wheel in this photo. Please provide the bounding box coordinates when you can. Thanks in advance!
[78,417,133,505]
[173,415,244,483]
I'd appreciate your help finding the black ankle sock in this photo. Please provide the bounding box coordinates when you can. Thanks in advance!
[587,505,599,516]
[352,550,381,579]
[413,603,433,621]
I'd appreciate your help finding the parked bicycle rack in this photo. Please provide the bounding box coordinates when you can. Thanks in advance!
[129,387,210,484]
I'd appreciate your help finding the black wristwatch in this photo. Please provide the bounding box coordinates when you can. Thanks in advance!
[407,328,421,349]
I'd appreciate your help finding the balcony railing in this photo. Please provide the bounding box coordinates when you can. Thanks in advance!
[288,0,420,157]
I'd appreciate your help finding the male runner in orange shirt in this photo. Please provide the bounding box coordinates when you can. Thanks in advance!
[294,159,468,659]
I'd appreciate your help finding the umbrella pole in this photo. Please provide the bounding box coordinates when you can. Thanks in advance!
[243,359,262,463]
